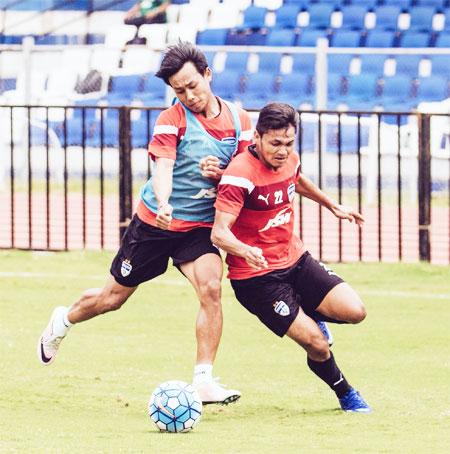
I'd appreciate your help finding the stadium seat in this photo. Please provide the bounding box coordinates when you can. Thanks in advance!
[365,30,397,47]
[373,6,401,31]
[208,3,240,28]
[121,48,160,74]
[415,0,447,10]
[297,28,329,47]
[307,4,335,30]
[359,54,386,76]
[394,0,415,12]
[335,74,380,108]
[430,55,450,76]
[416,75,450,102]
[400,31,431,47]
[325,122,370,153]
[379,75,415,109]
[331,30,361,47]
[210,70,242,101]
[328,54,353,74]
[196,28,228,45]
[274,5,301,29]
[291,53,316,74]
[241,6,267,30]
[311,73,344,106]
[108,75,142,102]
[445,9,450,30]
[395,55,422,76]
[339,5,368,30]
[266,29,297,47]
[223,52,250,73]
[275,73,312,107]
[140,73,166,104]
[345,0,378,11]
[435,31,450,46]
[258,52,283,74]
[240,72,276,110]
[408,6,436,32]
[178,3,210,31]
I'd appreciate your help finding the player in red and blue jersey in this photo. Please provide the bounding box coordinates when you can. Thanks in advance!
[212,103,372,413]
[37,42,252,405]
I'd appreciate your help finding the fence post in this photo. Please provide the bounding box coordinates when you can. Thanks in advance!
[119,107,133,240]
[417,113,431,262]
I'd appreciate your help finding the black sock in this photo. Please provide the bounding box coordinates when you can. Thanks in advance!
[307,352,352,398]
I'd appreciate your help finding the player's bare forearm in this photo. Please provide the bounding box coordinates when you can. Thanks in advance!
[212,211,268,270]
[153,157,175,229]
[295,173,365,226]
[295,173,336,210]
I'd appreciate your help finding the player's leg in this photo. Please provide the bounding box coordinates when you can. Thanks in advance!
[286,310,371,413]
[37,215,171,365]
[174,228,240,405]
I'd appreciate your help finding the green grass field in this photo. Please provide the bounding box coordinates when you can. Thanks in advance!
[1,250,449,453]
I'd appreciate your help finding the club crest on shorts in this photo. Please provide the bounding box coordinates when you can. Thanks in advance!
[273,300,290,316]
[121,259,132,277]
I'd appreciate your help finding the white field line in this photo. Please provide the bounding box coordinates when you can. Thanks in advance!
[0,271,449,301]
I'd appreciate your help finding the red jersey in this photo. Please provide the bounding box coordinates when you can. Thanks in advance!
[137,98,253,231]
[215,147,306,280]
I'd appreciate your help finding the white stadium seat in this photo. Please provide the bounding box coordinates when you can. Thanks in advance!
[138,23,169,50]
[42,11,88,35]
[3,11,45,35]
[104,25,136,48]
[178,3,211,31]
[88,11,126,34]
[121,47,161,74]
[90,47,122,73]
[208,4,240,28]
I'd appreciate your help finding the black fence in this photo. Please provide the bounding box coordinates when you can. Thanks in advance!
[0,104,448,264]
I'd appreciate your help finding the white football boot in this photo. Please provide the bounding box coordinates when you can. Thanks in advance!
[194,378,241,405]
[37,306,70,365]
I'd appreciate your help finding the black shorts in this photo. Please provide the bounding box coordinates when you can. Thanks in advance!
[230,251,344,337]
[110,214,220,287]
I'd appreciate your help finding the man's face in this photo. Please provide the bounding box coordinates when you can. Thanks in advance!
[254,126,296,170]
[168,61,212,113]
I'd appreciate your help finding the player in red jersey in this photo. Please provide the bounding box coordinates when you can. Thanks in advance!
[212,103,372,412]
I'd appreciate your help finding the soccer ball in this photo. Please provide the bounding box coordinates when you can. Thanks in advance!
[148,380,202,433]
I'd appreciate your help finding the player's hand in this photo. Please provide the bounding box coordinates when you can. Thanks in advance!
[243,246,268,270]
[156,202,173,230]
[330,204,364,226]
[199,155,224,180]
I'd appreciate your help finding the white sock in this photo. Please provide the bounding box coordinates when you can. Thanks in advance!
[193,364,213,385]
[53,307,71,336]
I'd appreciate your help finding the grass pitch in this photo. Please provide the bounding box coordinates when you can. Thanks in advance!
[0,250,449,453]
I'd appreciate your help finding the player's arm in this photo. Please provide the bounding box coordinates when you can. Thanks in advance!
[211,210,268,270]
[152,157,175,230]
[295,173,364,226]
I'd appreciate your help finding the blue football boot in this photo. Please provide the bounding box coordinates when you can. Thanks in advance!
[317,321,334,346]
[339,388,372,413]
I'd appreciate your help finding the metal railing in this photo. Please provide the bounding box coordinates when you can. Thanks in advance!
[0,104,449,264]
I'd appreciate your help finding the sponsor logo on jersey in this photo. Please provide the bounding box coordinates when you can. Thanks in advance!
[259,208,292,232]
[221,136,237,146]
[273,300,290,316]
[258,193,270,205]
[121,259,132,277]
[288,183,295,202]
[191,188,217,199]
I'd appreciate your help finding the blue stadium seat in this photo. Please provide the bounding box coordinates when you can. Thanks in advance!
[266,29,297,47]
[35,35,69,45]
[445,9,450,30]
[328,54,353,74]
[373,6,401,31]
[92,0,135,10]
[240,73,276,110]
[435,31,450,46]
[86,118,119,148]
[275,73,312,106]
[258,52,283,74]
[335,74,379,108]
[56,1,90,10]
[211,71,242,101]
[379,75,415,109]
[365,30,397,47]
[109,75,142,101]
[274,4,301,29]
[283,0,309,7]
[65,119,85,146]
[326,123,370,153]
[415,0,447,11]
[394,0,414,12]
[331,30,361,47]
[359,55,386,75]
[345,0,378,11]
[196,28,228,46]
[339,5,368,30]
[416,75,450,102]
[0,78,17,94]
[400,31,431,47]
[226,30,267,46]
[131,119,152,149]
[395,55,422,76]
[408,6,436,32]
[430,55,450,76]
[307,4,335,30]
[241,6,267,30]
[72,100,100,120]
[297,28,329,46]
[224,52,249,73]
[140,73,166,104]
[291,53,316,74]
[203,51,216,69]
[310,73,344,106]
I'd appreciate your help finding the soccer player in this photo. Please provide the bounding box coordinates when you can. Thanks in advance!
[211,102,372,412]
[37,42,253,405]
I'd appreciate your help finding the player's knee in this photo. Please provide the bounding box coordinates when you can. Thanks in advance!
[198,279,222,305]
[96,289,128,314]
[304,332,329,359]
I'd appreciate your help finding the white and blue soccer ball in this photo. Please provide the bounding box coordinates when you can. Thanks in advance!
[148,380,202,433]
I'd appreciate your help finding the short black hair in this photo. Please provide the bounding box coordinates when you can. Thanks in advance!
[255,103,298,137]
[155,41,209,85]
